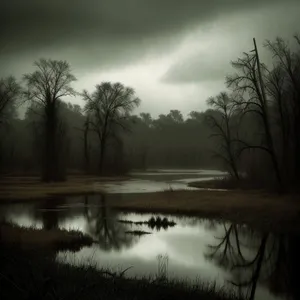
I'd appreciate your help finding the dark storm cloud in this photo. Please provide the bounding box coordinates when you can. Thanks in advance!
[162,1,300,84]
[1,0,298,75]
[162,55,231,84]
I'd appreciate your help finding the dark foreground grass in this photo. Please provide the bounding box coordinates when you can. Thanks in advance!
[0,245,241,300]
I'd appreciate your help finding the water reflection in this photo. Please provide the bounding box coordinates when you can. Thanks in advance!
[83,195,136,250]
[118,216,176,232]
[0,195,138,252]
[206,223,300,300]
[38,197,65,230]
[1,195,299,300]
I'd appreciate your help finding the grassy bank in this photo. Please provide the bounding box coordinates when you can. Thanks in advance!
[1,176,300,233]
[188,177,265,190]
[0,175,126,200]
[0,245,240,300]
[0,222,94,251]
[188,178,240,190]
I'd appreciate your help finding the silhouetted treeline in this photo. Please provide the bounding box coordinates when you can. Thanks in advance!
[0,100,220,176]
[123,109,221,170]
[0,34,300,191]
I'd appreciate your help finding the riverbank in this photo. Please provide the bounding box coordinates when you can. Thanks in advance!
[0,243,239,300]
[1,176,299,233]
[107,190,300,233]
[188,177,264,190]
[0,175,126,200]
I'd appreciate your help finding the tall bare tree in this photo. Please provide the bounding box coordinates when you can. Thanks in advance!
[264,36,300,181]
[226,40,282,188]
[206,92,240,180]
[23,58,76,181]
[82,82,140,174]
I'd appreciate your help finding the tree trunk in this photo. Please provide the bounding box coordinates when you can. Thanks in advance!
[98,119,108,175]
[262,108,282,187]
[43,102,62,182]
[99,136,106,174]
[225,113,239,180]
[249,235,268,300]
[253,38,282,189]
[83,119,90,174]
[229,154,240,180]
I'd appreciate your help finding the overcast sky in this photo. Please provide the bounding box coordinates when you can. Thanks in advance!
[1,0,300,117]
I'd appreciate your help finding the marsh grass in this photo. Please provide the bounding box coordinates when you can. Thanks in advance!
[108,189,300,233]
[0,245,242,300]
[162,185,188,193]
[118,216,176,228]
[157,254,169,281]
[188,175,267,191]
[125,230,152,235]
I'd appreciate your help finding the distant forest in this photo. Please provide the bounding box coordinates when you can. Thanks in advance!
[1,34,300,191]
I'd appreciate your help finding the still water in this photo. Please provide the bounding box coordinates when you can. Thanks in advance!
[98,169,227,193]
[0,194,297,300]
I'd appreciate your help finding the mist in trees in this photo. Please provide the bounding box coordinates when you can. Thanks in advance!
[0,33,300,191]
[123,109,217,170]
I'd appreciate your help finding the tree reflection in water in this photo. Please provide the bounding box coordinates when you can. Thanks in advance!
[206,222,300,300]
[84,194,137,251]
[36,197,66,230]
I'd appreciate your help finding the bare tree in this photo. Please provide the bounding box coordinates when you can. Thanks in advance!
[226,39,282,188]
[206,92,240,180]
[23,58,77,181]
[0,76,21,124]
[84,195,136,250]
[206,223,272,300]
[82,82,140,174]
[264,36,300,181]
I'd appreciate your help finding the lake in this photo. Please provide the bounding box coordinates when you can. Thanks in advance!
[0,193,296,300]
[97,168,227,193]
[0,170,297,300]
